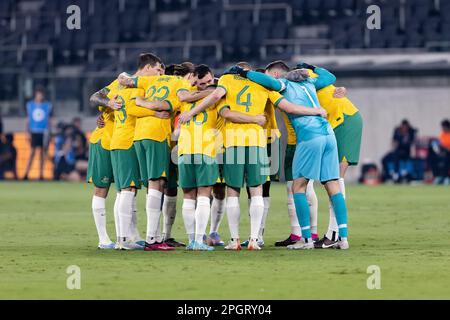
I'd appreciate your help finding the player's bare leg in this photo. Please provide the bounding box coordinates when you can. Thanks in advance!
[92,186,115,249]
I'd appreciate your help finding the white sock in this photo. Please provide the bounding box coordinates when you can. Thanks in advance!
[118,191,135,240]
[182,199,196,243]
[287,181,301,237]
[226,197,240,239]
[146,189,163,244]
[162,195,177,240]
[156,213,162,243]
[306,180,318,235]
[113,193,121,242]
[258,197,270,239]
[130,195,142,241]
[210,197,225,234]
[92,195,111,244]
[195,196,210,243]
[249,196,264,240]
[326,178,345,240]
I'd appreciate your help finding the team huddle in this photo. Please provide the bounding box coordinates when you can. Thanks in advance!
[87,53,363,251]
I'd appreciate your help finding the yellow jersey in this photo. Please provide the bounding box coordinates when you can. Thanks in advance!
[281,111,297,145]
[215,99,226,154]
[308,70,359,129]
[217,74,284,148]
[178,97,221,158]
[264,102,281,143]
[110,87,158,150]
[89,80,120,150]
[134,75,191,142]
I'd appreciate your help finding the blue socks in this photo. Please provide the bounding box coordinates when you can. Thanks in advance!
[293,193,311,240]
[330,193,348,239]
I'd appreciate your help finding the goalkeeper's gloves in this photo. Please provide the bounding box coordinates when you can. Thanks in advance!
[296,62,316,71]
[223,65,249,78]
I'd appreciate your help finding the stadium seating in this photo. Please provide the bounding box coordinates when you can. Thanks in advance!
[0,0,449,101]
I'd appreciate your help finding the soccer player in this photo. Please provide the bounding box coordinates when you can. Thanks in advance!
[118,56,212,251]
[246,65,350,250]
[193,65,226,246]
[88,83,122,249]
[110,54,172,250]
[161,62,196,248]
[286,63,362,248]
[179,62,325,250]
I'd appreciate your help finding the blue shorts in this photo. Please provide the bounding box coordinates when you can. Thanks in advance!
[292,135,340,183]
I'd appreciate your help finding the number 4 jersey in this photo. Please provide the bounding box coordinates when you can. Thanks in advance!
[217,74,284,148]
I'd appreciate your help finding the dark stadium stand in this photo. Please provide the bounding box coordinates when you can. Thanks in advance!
[0,0,449,109]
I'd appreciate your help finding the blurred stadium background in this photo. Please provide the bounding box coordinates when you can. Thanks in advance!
[0,0,449,182]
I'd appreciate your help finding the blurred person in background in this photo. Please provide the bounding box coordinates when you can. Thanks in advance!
[0,133,18,180]
[53,123,78,181]
[23,87,53,180]
[429,119,450,184]
[382,119,417,183]
[71,117,89,179]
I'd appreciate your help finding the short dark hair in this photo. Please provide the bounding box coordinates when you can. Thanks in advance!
[173,62,195,77]
[34,85,45,95]
[137,53,163,70]
[255,68,265,73]
[265,60,290,73]
[442,119,450,129]
[165,64,176,75]
[194,64,213,79]
[236,61,252,70]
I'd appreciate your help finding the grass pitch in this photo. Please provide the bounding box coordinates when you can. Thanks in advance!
[0,182,449,299]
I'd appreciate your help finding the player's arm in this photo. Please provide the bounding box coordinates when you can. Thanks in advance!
[226,66,285,92]
[135,96,171,111]
[118,72,138,88]
[89,87,121,110]
[177,89,214,103]
[313,67,337,90]
[276,98,327,118]
[219,107,266,127]
[178,87,226,124]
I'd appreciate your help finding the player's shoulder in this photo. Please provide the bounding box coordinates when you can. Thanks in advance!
[106,79,120,90]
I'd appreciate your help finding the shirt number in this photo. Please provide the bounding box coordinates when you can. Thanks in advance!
[236,85,252,112]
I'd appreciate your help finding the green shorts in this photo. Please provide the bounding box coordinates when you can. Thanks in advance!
[223,146,269,188]
[87,142,114,188]
[179,154,219,189]
[134,139,170,187]
[111,146,141,191]
[284,144,296,181]
[167,159,178,190]
[334,112,363,166]
[267,140,281,181]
